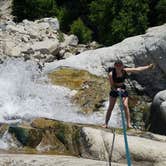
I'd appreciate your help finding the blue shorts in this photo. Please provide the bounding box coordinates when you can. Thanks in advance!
[109,89,128,98]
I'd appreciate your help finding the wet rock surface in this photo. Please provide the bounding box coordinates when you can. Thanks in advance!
[0,118,165,165]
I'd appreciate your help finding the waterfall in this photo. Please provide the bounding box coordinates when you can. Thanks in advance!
[0,58,121,127]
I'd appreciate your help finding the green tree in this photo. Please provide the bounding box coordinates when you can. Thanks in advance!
[156,0,166,25]
[12,0,57,22]
[148,0,158,26]
[70,18,92,43]
[89,0,115,44]
[148,0,166,26]
[55,0,92,33]
[55,6,72,32]
[89,0,149,45]
[13,0,163,46]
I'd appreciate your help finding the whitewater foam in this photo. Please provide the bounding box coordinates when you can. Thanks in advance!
[0,58,120,127]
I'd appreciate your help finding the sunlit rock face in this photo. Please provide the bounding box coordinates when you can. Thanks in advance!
[0,0,13,22]
[45,24,166,97]
[0,17,97,64]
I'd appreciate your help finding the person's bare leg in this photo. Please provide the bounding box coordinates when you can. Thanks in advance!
[103,96,117,128]
[123,97,132,128]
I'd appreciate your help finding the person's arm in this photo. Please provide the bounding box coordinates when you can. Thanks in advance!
[108,71,116,89]
[108,72,116,88]
[124,64,154,73]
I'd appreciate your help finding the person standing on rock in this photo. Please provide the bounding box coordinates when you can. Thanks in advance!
[103,60,154,128]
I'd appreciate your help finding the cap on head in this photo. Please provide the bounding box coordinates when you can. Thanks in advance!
[114,59,123,65]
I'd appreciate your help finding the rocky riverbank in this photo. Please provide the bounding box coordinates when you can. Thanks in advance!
[0,1,166,165]
[0,17,99,65]
[0,118,166,165]
[0,154,117,166]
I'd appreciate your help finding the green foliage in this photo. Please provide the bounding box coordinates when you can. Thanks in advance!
[12,0,57,22]
[55,7,72,32]
[148,0,166,26]
[89,0,149,45]
[148,0,158,26]
[156,0,166,25]
[57,30,65,42]
[55,0,92,33]
[11,0,164,45]
[88,0,113,44]
[70,18,92,43]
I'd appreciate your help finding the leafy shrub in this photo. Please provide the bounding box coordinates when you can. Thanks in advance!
[156,0,166,25]
[12,0,164,46]
[12,0,57,22]
[89,0,149,45]
[57,30,65,42]
[70,18,92,44]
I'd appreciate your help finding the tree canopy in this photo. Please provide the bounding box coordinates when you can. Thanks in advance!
[12,0,166,45]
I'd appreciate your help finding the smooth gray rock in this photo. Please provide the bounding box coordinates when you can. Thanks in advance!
[45,24,166,97]
[79,127,166,165]
[0,154,124,166]
[150,90,166,135]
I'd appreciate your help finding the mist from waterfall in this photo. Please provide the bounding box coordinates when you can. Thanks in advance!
[0,58,121,127]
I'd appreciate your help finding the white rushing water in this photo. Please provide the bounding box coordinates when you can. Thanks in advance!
[0,58,121,127]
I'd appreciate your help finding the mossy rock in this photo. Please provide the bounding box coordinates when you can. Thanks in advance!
[31,118,59,129]
[37,129,67,153]
[0,124,9,137]
[9,125,42,148]
[32,118,81,155]
[16,147,38,154]
[48,68,109,113]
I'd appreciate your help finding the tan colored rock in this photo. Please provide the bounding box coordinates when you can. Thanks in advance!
[79,127,166,165]
[31,39,59,55]
[3,41,21,56]
[0,154,124,166]
[1,118,166,165]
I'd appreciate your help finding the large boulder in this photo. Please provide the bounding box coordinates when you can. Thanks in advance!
[42,17,60,31]
[45,24,166,97]
[2,118,166,165]
[48,68,109,114]
[150,90,166,135]
[0,17,95,63]
[79,127,166,166]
